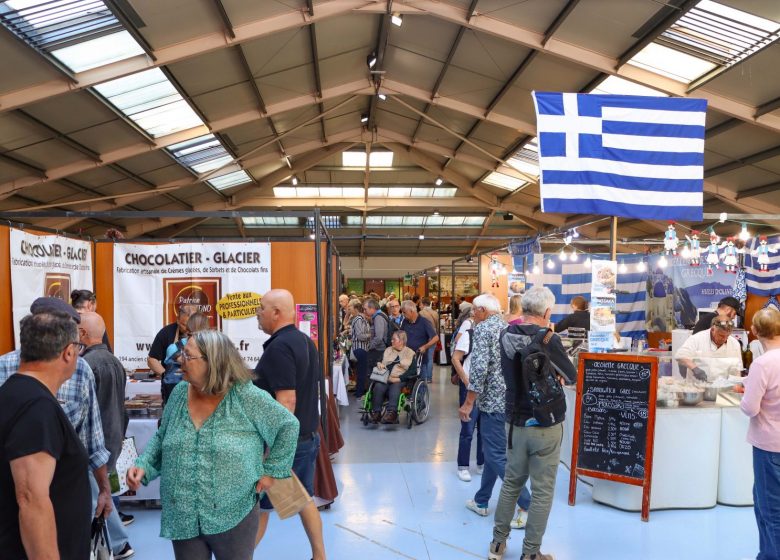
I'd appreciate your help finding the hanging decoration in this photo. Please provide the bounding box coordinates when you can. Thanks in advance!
[752,235,777,272]
[732,268,747,305]
[705,230,721,271]
[721,237,738,273]
[685,230,701,266]
[663,222,679,255]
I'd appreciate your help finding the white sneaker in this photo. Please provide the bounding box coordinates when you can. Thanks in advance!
[476,464,484,475]
[510,508,528,529]
[465,499,489,516]
[457,468,472,482]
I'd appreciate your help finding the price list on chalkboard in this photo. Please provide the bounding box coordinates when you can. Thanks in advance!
[577,358,652,479]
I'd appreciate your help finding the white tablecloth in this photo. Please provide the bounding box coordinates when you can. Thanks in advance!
[121,418,160,501]
[125,379,161,399]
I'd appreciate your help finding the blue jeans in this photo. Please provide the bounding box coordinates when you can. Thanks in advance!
[353,348,369,397]
[458,380,483,468]
[260,432,321,509]
[754,446,780,560]
[421,347,434,382]
[474,411,531,510]
[89,471,129,554]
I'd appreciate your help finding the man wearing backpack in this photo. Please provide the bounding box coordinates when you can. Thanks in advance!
[365,299,393,372]
[488,287,577,560]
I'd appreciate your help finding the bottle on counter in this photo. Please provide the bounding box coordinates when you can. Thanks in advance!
[743,345,753,372]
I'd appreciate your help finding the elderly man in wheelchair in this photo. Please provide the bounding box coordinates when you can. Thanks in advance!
[361,330,430,427]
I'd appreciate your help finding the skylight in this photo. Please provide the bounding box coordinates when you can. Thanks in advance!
[627,42,717,83]
[208,170,251,190]
[625,1,779,85]
[367,186,457,197]
[342,151,394,168]
[506,138,539,177]
[483,172,527,191]
[273,186,365,198]
[242,216,300,227]
[93,68,204,137]
[0,1,145,72]
[590,76,667,97]
[345,215,486,227]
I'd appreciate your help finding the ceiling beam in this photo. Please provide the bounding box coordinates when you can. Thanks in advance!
[687,36,780,93]
[704,144,780,178]
[470,208,497,255]
[542,0,581,46]
[756,96,780,119]
[735,180,780,201]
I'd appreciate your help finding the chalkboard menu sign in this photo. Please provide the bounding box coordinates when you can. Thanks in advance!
[568,353,658,521]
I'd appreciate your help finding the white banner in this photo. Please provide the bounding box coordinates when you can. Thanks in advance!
[10,229,93,345]
[113,242,271,369]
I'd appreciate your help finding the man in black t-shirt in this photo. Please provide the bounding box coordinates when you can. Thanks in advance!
[0,312,90,560]
[146,304,197,375]
[253,289,326,560]
[692,296,741,334]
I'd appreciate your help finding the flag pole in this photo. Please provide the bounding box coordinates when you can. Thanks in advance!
[609,216,618,260]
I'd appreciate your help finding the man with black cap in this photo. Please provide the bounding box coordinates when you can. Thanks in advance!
[0,298,136,559]
[692,296,741,334]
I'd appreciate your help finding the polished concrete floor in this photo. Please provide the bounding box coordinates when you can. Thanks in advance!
[123,365,759,559]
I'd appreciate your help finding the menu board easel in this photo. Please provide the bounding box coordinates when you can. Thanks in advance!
[568,353,658,521]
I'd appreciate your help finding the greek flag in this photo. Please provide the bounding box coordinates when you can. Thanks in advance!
[527,254,648,340]
[532,92,707,221]
[745,234,780,296]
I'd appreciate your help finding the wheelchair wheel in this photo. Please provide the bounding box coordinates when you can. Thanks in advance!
[411,379,430,424]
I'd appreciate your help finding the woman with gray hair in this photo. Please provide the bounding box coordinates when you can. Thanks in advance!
[127,330,299,560]
[370,330,416,424]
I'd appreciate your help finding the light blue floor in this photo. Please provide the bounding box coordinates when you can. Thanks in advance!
[123,365,759,559]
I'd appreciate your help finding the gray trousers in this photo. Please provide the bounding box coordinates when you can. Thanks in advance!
[172,503,260,560]
[493,422,563,557]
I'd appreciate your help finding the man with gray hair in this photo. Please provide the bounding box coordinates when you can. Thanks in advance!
[488,286,576,560]
[460,293,531,528]
[0,312,90,559]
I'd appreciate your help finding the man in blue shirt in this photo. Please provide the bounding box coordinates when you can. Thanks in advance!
[400,300,437,360]
[0,298,135,559]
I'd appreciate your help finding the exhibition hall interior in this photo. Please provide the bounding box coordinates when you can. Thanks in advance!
[0,0,779,559]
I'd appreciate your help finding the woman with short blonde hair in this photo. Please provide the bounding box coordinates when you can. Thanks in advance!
[128,330,299,559]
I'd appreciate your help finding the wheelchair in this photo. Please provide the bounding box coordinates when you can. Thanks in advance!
[359,352,431,429]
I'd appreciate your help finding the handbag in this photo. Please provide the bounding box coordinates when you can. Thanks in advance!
[264,472,313,520]
[109,437,138,496]
[90,517,113,560]
[369,366,390,384]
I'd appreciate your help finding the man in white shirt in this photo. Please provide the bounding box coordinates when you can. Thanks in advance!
[675,314,743,381]
[453,312,481,482]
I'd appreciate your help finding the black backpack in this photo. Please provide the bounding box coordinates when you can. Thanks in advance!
[503,328,566,446]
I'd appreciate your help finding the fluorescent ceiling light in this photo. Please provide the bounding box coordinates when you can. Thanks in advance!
[483,172,526,191]
[50,31,144,72]
[434,177,443,186]
[627,42,717,83]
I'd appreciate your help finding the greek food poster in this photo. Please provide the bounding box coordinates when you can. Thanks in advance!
[590,260,617,351]
[113,242,271,368]
[9,228,93,345]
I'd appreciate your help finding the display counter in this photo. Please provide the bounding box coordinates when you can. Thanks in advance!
[563,384,753,511]
[125,379,161,398]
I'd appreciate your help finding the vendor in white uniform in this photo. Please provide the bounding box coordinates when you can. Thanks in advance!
[675,314,743,381]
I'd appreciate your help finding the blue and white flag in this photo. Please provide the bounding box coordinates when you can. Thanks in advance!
[745,234,780,296]
[532,92,707,221]
[527,254,648,340]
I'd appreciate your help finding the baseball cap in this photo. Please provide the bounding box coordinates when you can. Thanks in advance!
[718,296,741,313]
[30,297,81,323]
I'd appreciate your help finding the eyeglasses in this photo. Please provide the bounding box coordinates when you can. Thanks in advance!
[66,341,86,353]
[181,351,206,362]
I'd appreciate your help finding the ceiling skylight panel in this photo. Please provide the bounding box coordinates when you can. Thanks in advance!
[463,217,486,226]
[369,151,393,167]
[93,68,204,137]
[191,154,233,174]
[590,75,667,96]
[402,216,425,225]
[411,187,434,197]
[208,170,250,190]
[345,216,362,226]
[317,188,343,197]
[443,216,465,226]
[366,216,382,225]
[342,151,366,167]
[388,187,411,197]
[296,187,319,198]
[432,188,457,197]
[483,172,526,191]
[49,30,144,72]
[342,151,394,168]
[382,216,404,225]
[426,215,445,226]
[367,187,388,197]
[627,42,717,83]
[273,187,296,197]
[343,187,364,197]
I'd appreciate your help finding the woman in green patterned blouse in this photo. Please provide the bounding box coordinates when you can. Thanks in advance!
[127,330,299,560]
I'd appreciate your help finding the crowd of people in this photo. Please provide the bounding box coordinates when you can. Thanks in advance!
[1,281,779,560]
[0,288,327,560]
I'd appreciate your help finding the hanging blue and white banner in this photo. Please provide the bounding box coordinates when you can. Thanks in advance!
[527,253,647,340]
[744,234,780,296]
[532,92,706,220]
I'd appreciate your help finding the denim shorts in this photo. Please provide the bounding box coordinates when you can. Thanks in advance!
[259,432,320,510]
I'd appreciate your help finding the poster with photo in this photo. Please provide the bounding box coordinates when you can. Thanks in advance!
[113,242,271,369]
[10,229,93,345]
[589,261,617,352]
[508,272,526,298]
[591,260,617,296]
[296,304,318,341]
